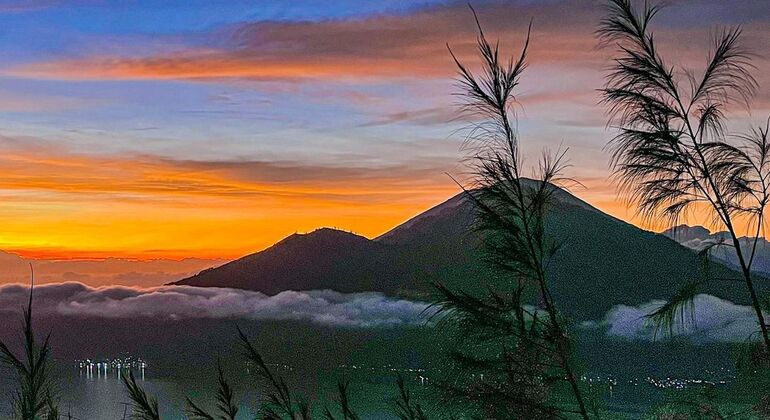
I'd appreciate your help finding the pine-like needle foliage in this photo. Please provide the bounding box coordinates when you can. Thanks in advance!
[43,399,59,420]
[237,327,311,420]
[122,371,160,420]
[598,0,770,353]
[0,268,60,420]
[186,361,240,420]
[237,327,364,420]
[393,375,429,420]
[322,382,360,420]
[120,327,371,420]
[432,6,590,419]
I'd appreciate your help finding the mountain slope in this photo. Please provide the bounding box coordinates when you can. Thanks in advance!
[662,225,770,276]
[175,228,408,294]
[174,187,746,320]
[378,189,746,319]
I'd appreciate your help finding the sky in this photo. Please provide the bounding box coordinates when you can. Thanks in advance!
[1,0,769,265]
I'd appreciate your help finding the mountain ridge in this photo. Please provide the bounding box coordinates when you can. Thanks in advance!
[662,224,770,276]
[172,186,753,320]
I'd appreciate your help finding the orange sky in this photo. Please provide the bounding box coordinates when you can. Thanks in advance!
[0,156,733,262]
[0,0,768,262]
[0,145,459,260]
[0,133,650,260]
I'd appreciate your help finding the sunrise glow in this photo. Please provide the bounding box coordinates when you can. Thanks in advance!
[0,0,767,262]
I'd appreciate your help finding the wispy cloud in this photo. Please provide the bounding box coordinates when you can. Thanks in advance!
[0,1,59,14]
[4,1,604,82]
[0,282,430,328]
[0,90,102,112]
[9,0,770,85]
[0,135,458,259]
[0,135,452,202]
[1,0,769,261]
[583,294,766,343]
[0,250,223,287]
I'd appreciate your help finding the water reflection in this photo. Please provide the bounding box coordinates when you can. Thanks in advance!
[77,356,147,381]
[0,357,721,419]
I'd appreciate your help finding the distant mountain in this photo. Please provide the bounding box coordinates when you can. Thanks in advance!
[174,185,747,320]
[174,228,410,294]
[0,250,223,287]
[662,225,770,276]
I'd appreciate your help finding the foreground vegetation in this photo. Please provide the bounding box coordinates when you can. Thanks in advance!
[0,0,768,418]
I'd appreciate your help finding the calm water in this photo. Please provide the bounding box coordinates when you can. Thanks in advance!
[59,371,208,420]
[0,369,215,420]
[0,364,691,419]
[0,365,409,420]
[0,317,743,419]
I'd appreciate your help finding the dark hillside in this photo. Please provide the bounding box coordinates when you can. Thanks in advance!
[175,187,745,320]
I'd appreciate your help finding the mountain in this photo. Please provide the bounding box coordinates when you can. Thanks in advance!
[0,250,223,287]
[175,228,411,294]
[661,225,713,243]
[662,225,770,276]
[174,186,747,320]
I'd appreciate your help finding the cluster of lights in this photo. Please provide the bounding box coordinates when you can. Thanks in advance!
[338,363,426,374]
[644,376,730,390]
[338,364,429,385]
[244,361,294,374]
[76,356,147,380]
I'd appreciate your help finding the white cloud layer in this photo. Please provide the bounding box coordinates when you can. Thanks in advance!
[583,294,765,343]
[0,283,430,328]
[2,284,759,339]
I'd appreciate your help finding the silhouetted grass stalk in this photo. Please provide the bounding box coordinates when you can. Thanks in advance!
[185,361,239,420]
[0,266,60,420]
[122,327,403,419]
[434,5,590,418]
[599,0,770,353]
[122,370,160,420]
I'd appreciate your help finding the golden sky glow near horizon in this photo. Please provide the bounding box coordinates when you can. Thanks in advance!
[0,0,769,263]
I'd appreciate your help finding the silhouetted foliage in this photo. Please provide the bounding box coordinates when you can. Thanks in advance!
[322,381,360,420]
[598,0,770,354]
[0,268,60,420]
[237,327,312,420]
[648,384,756,419]
[393,375,429,420]
[432,5,591,419]
[120,327,432,419]
[238,327,364,420]
[185,361,239,420]
[43,400,59,420]
[754,394,770,418]
[122,371,160,420]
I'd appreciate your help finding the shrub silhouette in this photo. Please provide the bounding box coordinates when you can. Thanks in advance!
[0,268,60,420]
[599,0,770,353]
[120,326,431,419]
[429,5,592,419]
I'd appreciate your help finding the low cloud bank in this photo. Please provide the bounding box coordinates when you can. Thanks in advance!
[0,283,430,328]
[5,284,757,338]
[584,294,764,343]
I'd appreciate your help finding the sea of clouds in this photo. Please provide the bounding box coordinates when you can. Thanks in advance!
[0,282,763,341]
[0,282,431,328]
[582,294,765,343]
